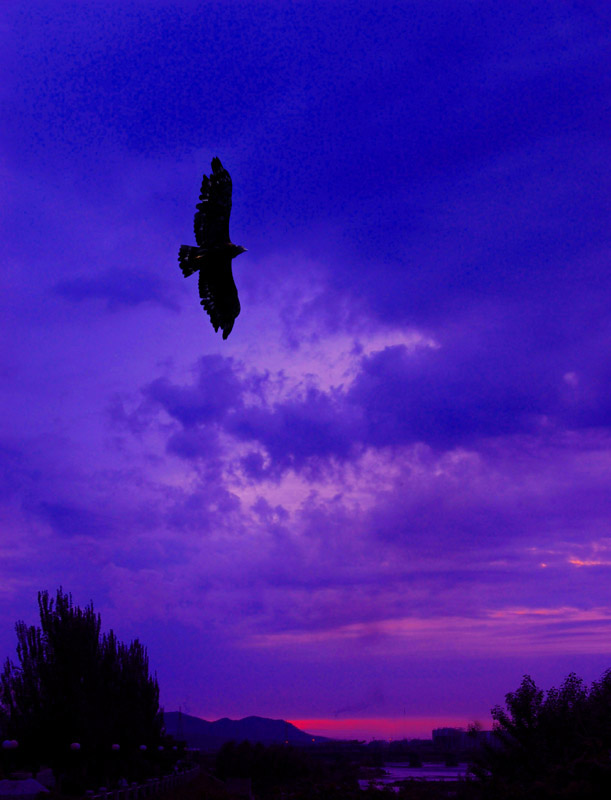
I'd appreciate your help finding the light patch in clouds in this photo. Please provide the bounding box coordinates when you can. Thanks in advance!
[236,243,441,392]
[568,557,611,567]
[230,445,421,518]
[528,539,611,570]
[564,371,579,387]
[247,605,611,657]
[576,538,611,562]
[255,325,440,394]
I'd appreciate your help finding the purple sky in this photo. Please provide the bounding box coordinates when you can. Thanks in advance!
[2,0,611,740]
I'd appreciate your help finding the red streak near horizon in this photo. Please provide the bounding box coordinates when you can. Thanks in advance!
[288,716,482,741]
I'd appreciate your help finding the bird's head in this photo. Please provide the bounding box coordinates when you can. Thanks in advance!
[232,245,248,258]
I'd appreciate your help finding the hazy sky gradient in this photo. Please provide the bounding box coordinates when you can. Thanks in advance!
[2,0,611,740]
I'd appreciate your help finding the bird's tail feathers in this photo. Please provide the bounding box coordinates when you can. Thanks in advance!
[178,245,201,277]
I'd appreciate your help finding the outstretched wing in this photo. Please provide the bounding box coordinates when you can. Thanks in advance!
[198,256,241,339]
[194,157,232,247]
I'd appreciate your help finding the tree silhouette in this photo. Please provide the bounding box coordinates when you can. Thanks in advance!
[473,671,611,798]
[0,588,162,787]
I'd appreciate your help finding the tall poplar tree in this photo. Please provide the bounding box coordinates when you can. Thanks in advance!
[0,588,162,775]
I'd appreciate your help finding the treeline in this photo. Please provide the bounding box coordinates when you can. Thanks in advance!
[215,740,361,799]
[0,589,182,793]
[212,670,611,799]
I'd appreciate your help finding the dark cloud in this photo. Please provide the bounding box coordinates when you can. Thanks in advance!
[165,428,221,461]
[324,134,611,332]
[163,483,242,534]
[34,500,110,538]
[348,340,551,449]
[137,326,611,480]
[241,451,271,482]
[107,394,156,438]
[144,356,245,428]
[333,695,385,718]
[0,440,40,498]
[54,268,179,312]
[251,496,289,524]
[142,358,358,473]
[228,386,362,473]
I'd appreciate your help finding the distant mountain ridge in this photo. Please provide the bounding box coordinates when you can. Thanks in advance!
[163,712,328,750]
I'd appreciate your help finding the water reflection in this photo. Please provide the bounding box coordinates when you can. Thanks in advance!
[359,761,470,790]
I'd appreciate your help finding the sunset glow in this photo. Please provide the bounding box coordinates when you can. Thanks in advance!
[288,717,489,741]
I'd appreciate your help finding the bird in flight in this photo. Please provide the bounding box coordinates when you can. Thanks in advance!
[178,158,247,339]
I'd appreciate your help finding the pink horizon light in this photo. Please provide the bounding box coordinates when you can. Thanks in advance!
[288,716,492,741]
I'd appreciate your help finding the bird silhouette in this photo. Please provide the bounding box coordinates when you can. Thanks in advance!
[178,158,247,339]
